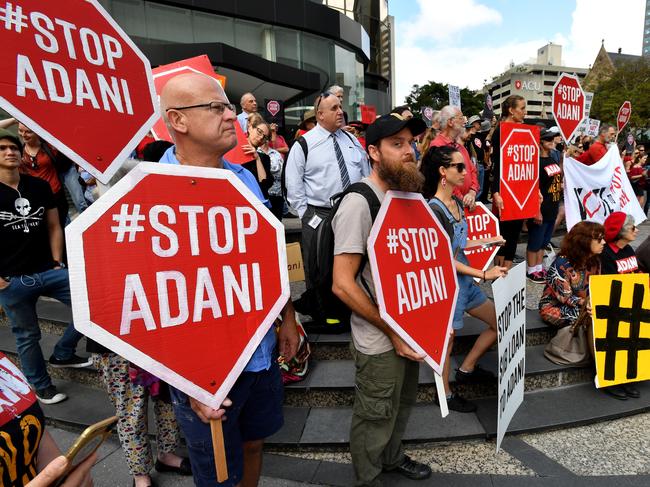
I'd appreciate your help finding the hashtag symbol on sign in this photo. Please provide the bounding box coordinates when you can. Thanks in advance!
[386,228,398,254]
[594,279,650,381]
[111,204,146,243]
[506,145,514,157]
[0,2,28,33]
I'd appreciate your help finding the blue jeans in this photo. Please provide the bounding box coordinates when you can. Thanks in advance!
[170,364,284,486]
[60,165,88,214]
[0,269,83,390]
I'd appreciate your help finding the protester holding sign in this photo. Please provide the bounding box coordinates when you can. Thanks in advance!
[539,221,604,328]
[331,114,432,485]
[526,128,563,283]
[575,124,615,166]
[489,95,529,269]
[421,146,507,412]
[159,73,300,487]
[600,212,639,275]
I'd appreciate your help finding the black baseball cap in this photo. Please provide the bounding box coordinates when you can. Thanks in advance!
[366,113,427,147]
[0,129,22,151]
[540,128,556,141]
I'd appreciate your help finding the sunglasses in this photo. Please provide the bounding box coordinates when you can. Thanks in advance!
[315,91,333,112]
[447,162,466,172]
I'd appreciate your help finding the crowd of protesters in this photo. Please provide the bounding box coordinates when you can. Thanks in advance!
[2,75,650,487]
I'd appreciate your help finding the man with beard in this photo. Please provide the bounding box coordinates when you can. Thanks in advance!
[332,114,431,486]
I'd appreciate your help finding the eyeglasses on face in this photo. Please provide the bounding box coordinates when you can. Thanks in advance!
[254,126,270,141]
[166,101,236,115]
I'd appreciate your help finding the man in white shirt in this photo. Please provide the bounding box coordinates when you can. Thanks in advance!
[285,92,369,287]
[237,92,258,132]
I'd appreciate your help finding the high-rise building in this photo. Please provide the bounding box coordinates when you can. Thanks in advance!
[483,43,588,119]
[97,0,392,126]
[641,0,650,56]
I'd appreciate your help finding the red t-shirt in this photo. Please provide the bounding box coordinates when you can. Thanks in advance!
[20,146,62,193]
[575,141,608,166]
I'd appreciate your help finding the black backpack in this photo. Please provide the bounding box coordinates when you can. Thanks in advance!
[294,182,381,333]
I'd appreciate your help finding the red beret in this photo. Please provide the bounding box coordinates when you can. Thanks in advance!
[604,212,626,243]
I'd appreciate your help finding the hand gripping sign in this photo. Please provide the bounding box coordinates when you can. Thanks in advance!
[464,203,500,282]
[0,0,158,184]
[367,192,458,417]
[499,123,540,221]
[552,73,586,143]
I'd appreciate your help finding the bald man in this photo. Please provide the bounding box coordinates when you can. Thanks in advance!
[237,92,258,132]
[160,73,299,487]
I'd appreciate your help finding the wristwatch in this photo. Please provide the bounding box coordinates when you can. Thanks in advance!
[53,261,67,269]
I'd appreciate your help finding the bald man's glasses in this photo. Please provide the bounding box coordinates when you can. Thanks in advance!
[166,101,236,115]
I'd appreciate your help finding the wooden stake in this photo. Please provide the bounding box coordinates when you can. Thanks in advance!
[210,418,228,482]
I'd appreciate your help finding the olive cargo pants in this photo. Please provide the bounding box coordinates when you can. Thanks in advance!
[349,346,419,486]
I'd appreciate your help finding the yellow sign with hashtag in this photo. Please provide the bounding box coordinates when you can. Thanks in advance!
[590,274,650,387]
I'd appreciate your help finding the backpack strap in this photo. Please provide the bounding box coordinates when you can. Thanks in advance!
[297,136,308,160]
[330,181,381,302]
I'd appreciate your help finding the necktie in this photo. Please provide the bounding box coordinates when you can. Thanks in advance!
[331,133,350,190]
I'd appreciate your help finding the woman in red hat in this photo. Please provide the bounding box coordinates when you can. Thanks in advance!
[600,212,639,275]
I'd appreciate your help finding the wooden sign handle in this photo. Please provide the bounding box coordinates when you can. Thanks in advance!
[210,418,228,482]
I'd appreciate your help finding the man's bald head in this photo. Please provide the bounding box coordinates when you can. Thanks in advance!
[160,73,237,165]
[161,73,226,115]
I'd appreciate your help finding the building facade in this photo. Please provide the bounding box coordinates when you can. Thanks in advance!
[641,0,650,56]
[483,43,588,119]
[97,0,392,127]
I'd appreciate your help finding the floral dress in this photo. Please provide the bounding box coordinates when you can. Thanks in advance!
[538,255,599,328]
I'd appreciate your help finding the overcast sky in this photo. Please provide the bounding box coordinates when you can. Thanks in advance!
[391,0,645,103]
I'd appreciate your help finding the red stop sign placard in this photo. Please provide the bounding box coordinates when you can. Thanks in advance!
[552,73,586,143]
[500,123,540,221]
[151,55,227,143]
[617,101,632,132]
[0,0,158,184]
[66,163,289,408]
[367,192,458,374]
[464,203,500,280]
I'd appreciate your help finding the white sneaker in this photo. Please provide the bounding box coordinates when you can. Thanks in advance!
[35,385,67,404]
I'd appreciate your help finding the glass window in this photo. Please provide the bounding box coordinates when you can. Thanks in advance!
[192,11,234,44]
[234,20,267,58]
[274,27,300,69]
[109,0,147,38]
[301,33,334,77]
[144,2,191,42]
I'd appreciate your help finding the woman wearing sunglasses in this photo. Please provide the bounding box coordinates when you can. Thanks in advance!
[421,146,507,412]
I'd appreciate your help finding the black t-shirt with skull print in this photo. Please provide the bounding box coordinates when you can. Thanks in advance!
[0,175,56,277]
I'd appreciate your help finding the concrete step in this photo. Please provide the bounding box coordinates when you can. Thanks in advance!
[0,326,101,388]
[307,308,553,360]
[284,344,594,407]
[36,375,650,449]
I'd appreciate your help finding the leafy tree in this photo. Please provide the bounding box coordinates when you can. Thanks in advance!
[404,81,485,117]
[590,58,650,133]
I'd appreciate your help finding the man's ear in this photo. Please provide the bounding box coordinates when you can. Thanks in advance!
[367,144,380,164]
[166,110,188,135]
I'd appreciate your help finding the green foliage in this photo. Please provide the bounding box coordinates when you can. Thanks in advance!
[590,58,650,132]
[404,81,485,117]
